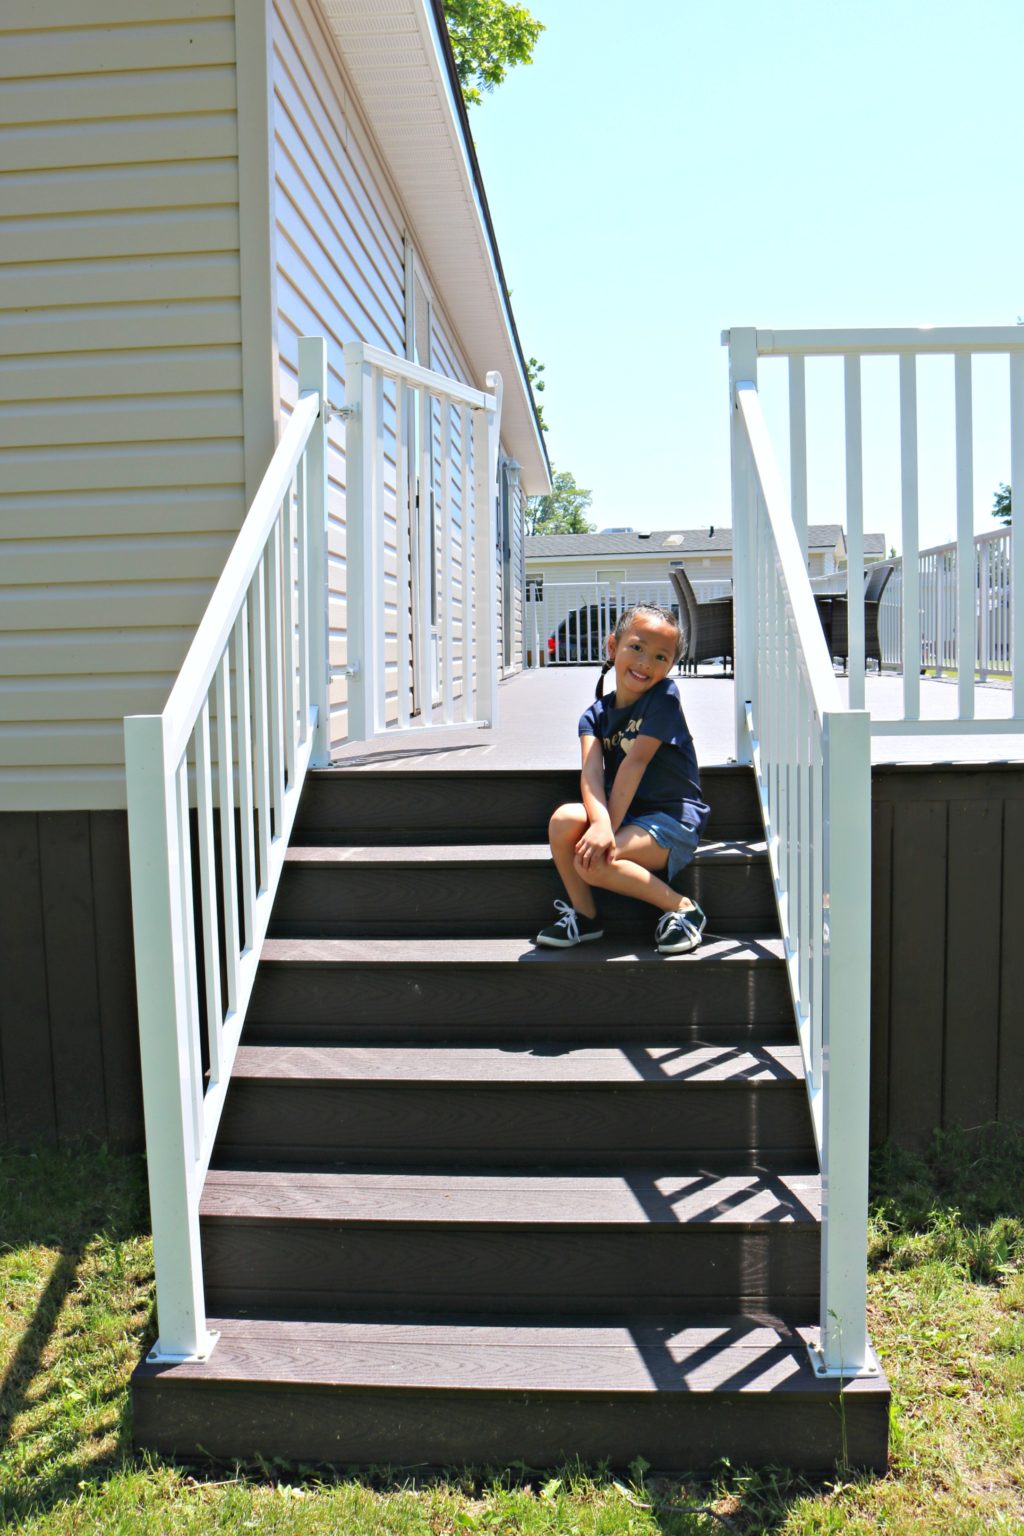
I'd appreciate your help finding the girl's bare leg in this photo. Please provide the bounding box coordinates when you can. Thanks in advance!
[576,824,697,915]
[548,802,598,917]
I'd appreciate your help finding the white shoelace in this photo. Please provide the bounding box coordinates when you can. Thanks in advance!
[551,898,580,943]
[656,909,696,939]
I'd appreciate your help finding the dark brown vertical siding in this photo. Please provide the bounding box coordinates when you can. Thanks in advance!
[943,800,1002,1126]
[871,765,1024,1148]
[0,814,58,1145]
[38,811,107,1140]
[869,800,893,1145]
[886,799,948,1146]
[999,800,1024,1123]
[91,813,143,1147]
[0,809,142,1149]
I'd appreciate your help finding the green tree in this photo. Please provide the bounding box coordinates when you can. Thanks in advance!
[993,483,1011,524]
[526,469,594,536]
[442,0,544,106]
[525,355,547,433]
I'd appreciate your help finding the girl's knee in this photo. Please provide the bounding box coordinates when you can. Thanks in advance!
[549,802,587,845]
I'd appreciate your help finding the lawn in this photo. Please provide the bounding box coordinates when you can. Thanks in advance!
[1,1127,1022,1535]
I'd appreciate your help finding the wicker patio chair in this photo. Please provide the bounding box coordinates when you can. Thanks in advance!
[828,561,895,669]
[669,566,734,674]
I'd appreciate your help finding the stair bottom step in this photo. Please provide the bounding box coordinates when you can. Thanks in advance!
[132,1314,890,1474]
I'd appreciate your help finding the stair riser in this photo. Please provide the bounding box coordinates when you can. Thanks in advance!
[133,1382,889,1475]
[247,959,794,1034]
[201,1224,820,1316]
[270,861,778,938]
[216,1082,815,1165]
[297,766,763,846]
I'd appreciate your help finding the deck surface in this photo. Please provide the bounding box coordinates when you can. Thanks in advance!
[326,666,1024,772]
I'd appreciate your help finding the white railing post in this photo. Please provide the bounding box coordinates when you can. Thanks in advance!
[472,371,502,725]
[124,714,217,1363]
[343,340,377,740]
[816,706,873,1376]
[1010,351,1024,718]
[727,327,758,763]
[298,335,330,765]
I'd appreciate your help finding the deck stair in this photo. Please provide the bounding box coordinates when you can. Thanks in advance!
[132,763,890,1472]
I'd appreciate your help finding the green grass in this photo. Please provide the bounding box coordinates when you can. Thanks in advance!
[2,1125,1023,1534]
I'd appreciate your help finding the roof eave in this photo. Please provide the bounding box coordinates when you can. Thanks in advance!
[313,0,551,494]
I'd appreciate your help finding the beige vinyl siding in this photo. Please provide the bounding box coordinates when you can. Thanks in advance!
[0,2,245,811]
[271,0,407,745]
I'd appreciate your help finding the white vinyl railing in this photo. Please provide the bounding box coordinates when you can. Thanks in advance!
[737,325,1021,734]
[728,331,874,1379]
[524,579,694,666]
[343,342,502,736]
[124,338,330,1363]
[878,527,1013,680]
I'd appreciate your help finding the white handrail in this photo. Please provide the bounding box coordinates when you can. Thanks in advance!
[730,332,874,1379]
[124,337,330,1363]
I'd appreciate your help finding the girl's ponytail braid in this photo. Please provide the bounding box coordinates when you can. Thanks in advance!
[595,658,614,700]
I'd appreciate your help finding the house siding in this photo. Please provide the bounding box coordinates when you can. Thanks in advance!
[271,0,521,749]
[0,0,246,811]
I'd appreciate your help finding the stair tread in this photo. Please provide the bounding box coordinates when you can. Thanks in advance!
[230,1041,804,1084]
[200,1167,821,1225]
[259,933,786,965]
[137,1313,885,1395]
[284,839,767,866]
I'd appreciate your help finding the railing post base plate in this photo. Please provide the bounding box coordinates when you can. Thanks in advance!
[805,1334,881,1381]
[147,1329,220,1366]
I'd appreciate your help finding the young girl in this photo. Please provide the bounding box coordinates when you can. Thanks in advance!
[536,603,710,954]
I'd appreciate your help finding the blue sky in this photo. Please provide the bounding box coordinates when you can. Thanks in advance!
[471,0,1023,553]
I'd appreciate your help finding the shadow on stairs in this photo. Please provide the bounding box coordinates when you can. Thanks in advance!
[132,763,890,1474]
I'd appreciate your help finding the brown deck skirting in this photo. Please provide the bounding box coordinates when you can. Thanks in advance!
[1,759,1022,1152]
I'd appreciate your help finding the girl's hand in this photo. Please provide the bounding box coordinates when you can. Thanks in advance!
[574,821,615,869]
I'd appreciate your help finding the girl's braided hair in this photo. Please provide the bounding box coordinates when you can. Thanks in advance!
[595,602,684,699]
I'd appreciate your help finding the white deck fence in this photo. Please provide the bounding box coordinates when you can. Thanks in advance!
[343,341,502,736]
[877,526,1013,680]
[726,323,1022,1379]
[124,337,502,1363]
[524,579,731,666]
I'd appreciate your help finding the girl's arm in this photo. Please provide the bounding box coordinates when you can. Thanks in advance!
[575,733,615,864]
[606,734,662,833]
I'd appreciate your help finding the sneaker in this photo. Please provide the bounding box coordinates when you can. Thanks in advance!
[655,902,706,954]
[535,899,604,948]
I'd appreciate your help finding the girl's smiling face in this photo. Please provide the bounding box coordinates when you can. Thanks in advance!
[607,613,679,705]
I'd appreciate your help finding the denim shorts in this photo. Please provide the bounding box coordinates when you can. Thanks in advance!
[622,810,701,883]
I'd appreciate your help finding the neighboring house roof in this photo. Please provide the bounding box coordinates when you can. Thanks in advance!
[315,0,550,494]
[526,526,887,559]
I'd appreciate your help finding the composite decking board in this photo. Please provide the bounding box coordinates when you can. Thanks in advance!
[200,1168,821,1224]
[228,1042,804,1083]
[134,1313,881,1394]
[258,934,787,965]
[247,934,796,1034]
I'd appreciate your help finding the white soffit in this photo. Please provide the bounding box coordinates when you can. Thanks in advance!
[314,0,550,493]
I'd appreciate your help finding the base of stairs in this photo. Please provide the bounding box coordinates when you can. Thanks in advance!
[132,1312,890,1474]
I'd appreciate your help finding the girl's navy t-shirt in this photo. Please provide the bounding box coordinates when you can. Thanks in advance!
[578,677,709,834]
